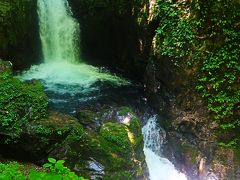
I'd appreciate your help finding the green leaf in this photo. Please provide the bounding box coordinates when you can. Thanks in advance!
[48,158,56,163]
[56,160,65,165]
[43,163,52,168]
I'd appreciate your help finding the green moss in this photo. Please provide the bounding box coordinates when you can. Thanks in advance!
[63,126,87,144]
[0,70,48,143]
[129,117,142,141]
[85,120,144,179]
[88,135,128,170]
[99,123,132,157]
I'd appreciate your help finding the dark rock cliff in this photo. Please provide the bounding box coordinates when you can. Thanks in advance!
[0,0,41,70]
[68,0,157,80]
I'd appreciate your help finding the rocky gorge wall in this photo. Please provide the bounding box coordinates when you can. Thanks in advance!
[68,0,157,79]
[143,0,240,179]
[0,0,41,69]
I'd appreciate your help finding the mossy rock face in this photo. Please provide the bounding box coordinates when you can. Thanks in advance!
[88,121,144,179]
[76,109,101,131]
[0,111,88,161]
[162,132,201,178]
[100,123,132,157]
[0,64,48,143]
[24,107,145,179]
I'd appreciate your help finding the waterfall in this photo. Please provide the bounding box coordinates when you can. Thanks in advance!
[18,0,129,113]
[37,0,79,63]
[142,116,188,180]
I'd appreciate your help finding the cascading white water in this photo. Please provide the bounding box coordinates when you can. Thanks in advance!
[38,0,79,63]
[142,116,188,180]
[19,0,128,95]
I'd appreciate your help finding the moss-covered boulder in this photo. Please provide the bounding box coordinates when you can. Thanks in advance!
[19,112,88,161]
[72,107,146,179]
[0,62,48,143]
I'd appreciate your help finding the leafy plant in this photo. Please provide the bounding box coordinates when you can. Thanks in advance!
[0,158,86,180]
[0,162,25,180]
[194,0,240,147]
[29,158,85,180]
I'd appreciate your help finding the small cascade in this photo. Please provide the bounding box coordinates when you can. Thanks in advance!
[142,116,188,180]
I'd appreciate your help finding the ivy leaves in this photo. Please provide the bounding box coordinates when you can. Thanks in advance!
[155,1,194,58]
[155,0,240,147]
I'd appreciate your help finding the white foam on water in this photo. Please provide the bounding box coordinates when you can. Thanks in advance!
[18,62,129,94]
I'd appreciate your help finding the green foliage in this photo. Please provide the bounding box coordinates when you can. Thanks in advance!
[100,123,132,156]
[0,71,48,143]
[155,0,195,58]
[194,0,240,147]
[0,158,86,180]
[155,0,240,147]
[29,158,85,180]
[0,162,25,180]
[197,43,240,121]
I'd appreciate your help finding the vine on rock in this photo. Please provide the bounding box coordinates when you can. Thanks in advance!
[155,0,240,147]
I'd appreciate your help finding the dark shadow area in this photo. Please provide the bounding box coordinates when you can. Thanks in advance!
[68,0,149,80]
[0,0,42,70]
